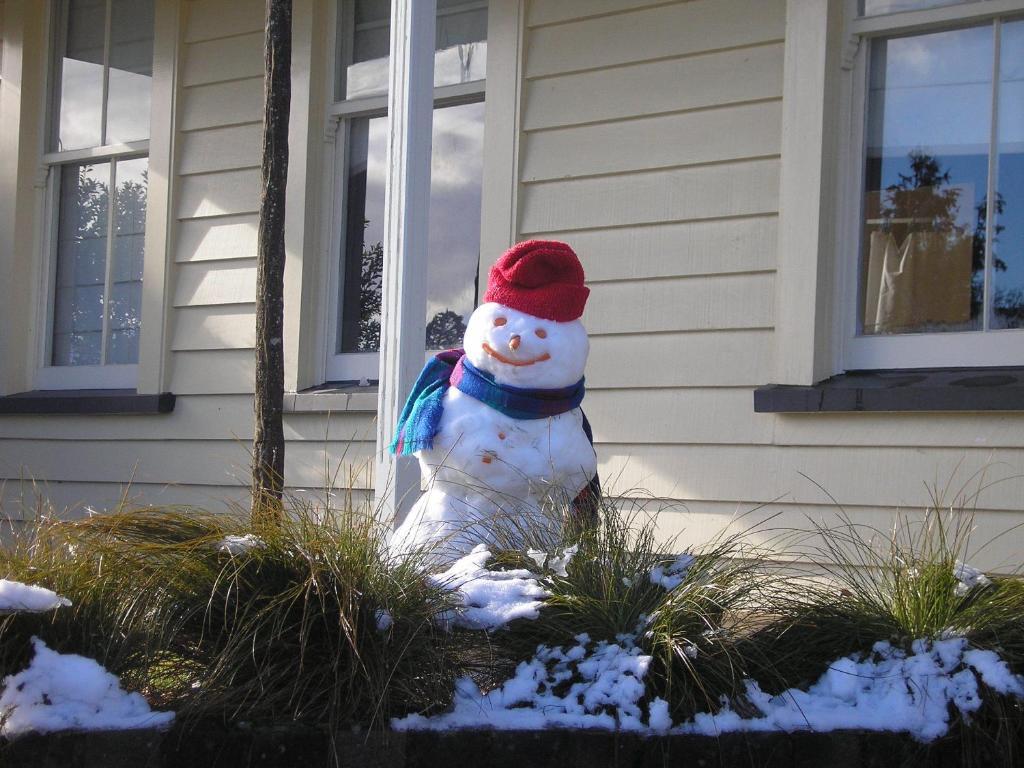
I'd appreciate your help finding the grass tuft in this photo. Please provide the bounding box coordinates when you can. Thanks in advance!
[487,499,775,720]
[0,500,464,729]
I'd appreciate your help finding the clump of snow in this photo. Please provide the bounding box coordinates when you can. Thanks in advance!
[647,697,672,733]
[216,534,265,556]
[649,554,695,591]
[0,581,71,613]
[430,544,549,631]
[526,544,578,577]
[954,561,992,596]
[0,638,174,736]
[681,637,1024,742]
[394,632,667,732]
[375,609,393,632]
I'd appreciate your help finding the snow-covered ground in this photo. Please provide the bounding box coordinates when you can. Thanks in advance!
[0,579,173,737]
[430,544,549,631]
[395,630,1024,741]
[683,637,1024,741]
[401,553,1024,742]
[394,632,671,732]
[0,638,174,737]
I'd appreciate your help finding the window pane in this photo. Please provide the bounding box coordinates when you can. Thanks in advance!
[990,19,1024,329]
[425,100,484,350]
[860,26,992,336]
[53,162,110,366]
[341,0,488,99]
[106,0,153,144]
[107,156,147,363]
[338,116,387,353]
[57,0,105,151]
[338,101,485,354]
[434,7,487,90]
[860,0,983,16]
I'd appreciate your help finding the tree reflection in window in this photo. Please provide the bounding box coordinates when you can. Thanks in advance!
[52,159,146,366]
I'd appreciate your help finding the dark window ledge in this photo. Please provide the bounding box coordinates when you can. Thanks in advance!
[754,368,1024,413]
[0,389,176,416]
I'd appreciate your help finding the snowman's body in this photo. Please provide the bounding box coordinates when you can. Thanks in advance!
[390,301,597,558]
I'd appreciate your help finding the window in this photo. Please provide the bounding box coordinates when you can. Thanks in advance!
[38,0,154,389]
[841,0,1024,369]
[324,0,487,383]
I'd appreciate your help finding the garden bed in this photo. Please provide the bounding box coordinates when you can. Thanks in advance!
[0,723,975,768]
[2,494,1023,766]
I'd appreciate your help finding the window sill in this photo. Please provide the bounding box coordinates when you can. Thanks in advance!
[0,390,176,416]
[754,368,1024,413]
[284,382,379,414]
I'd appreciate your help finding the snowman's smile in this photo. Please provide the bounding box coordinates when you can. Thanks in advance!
[481,342,551,367]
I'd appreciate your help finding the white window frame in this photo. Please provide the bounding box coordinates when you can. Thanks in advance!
[774,0,1024,386]
[839,0,1024,370]
[32,0,177,393]
[320,0,487,384]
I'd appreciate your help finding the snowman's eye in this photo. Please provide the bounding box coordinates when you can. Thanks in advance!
[494,317,507,327]
[535,329,547,339]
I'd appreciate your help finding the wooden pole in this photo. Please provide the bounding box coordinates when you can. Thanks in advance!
[252,0,292,523]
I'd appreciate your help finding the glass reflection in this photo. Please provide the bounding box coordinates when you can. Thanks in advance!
[51,158,147,366]
[56,0,153,150]
[992,19,1024,329]
[106,0,154,144]
[338,101,485,353]
[53,162,110,365]
[860,25,991,335]
[107,157,147,363]
[58,0,105,150]
[342,0,487,99]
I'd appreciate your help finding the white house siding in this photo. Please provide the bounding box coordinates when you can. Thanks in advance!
[1,0,1022,573]
[0,0,375,519]
[518,0,1024,572]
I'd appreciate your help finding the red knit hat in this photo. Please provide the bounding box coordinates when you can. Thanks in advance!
[483,240,589,322]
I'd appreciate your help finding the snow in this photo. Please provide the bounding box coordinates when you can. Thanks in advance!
[680,637,1024,742]
[0,638,174,736]
[216,534,265,555]
[647,697,672,733]
[0,580,71,613]
[375,609,393,632]
[396,620,1024,742]
[430,545,549,631]
[649,554,695,590]
[526,544,578,577]
[393,632,665,732]
[954,560,992,596]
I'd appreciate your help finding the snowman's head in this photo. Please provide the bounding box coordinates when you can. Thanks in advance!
[463,302,588,389]
[466,239,590,388]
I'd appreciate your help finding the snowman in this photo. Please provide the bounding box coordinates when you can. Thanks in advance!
[389,240,599,560]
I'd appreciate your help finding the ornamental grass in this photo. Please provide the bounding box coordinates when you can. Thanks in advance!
[0,497,463,730]
[484,497,779,721]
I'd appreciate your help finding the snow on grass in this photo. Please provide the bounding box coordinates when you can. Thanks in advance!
[430,544,549,631]
[396,626,1024,741]
[393,632,667,732]
[680,637,1024,742]
[649,554,695,591]
[375,609,393,632]
[954,560,992,596]
[0,580,71,613]
[0,638,174,736]
[526,545,578,577]
[216,534,265,556]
